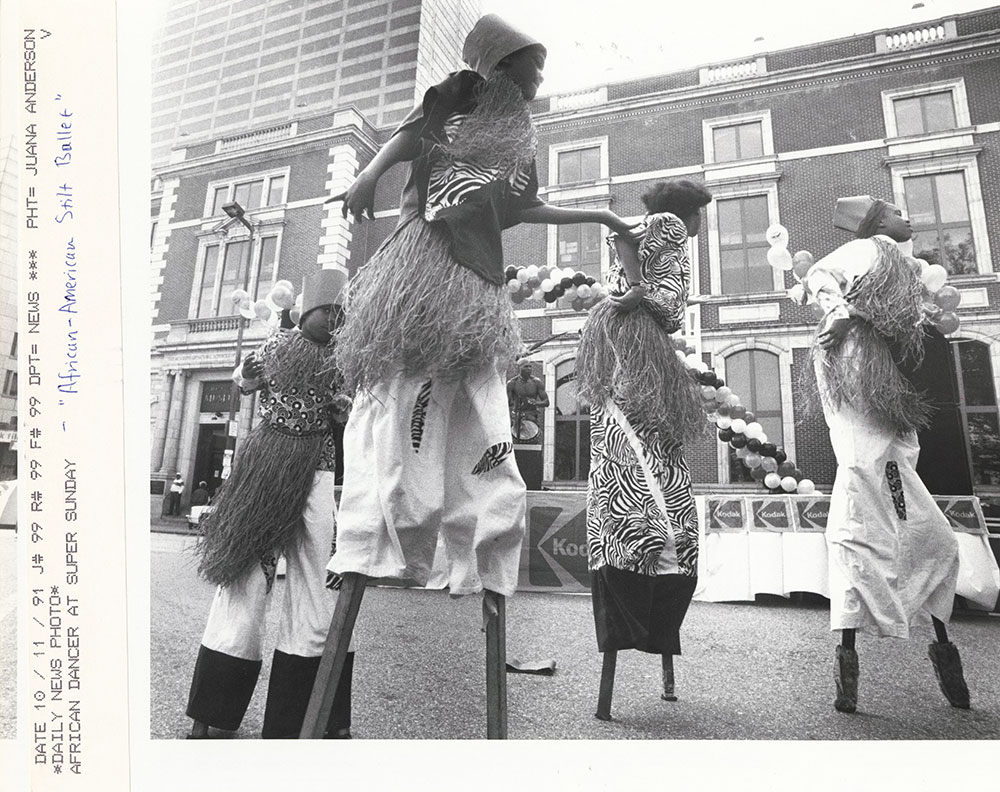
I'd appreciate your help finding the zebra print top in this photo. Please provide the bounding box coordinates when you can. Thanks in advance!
[608,212,691,333]
[391,70,544,285]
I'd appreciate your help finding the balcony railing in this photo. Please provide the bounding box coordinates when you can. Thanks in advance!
[187,315,250,334]
[876,20,956,53]
[216,123,294,154]
[699,57,766,85]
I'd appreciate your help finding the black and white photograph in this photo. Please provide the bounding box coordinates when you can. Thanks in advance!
[143,0,1000,752]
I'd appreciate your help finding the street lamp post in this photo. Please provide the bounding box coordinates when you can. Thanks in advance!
[221,201,255,468]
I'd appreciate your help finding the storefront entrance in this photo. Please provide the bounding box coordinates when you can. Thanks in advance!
[194,424,228,498]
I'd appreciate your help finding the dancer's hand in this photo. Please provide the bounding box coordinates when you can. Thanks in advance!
[610,285,644,312]
[330,170,378,222]
[241,353,263,380]
[602,210,643,238]
[818,316,855,349]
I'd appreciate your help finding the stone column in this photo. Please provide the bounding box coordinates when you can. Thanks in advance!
[160,368,187,476]
[149,368,174,472]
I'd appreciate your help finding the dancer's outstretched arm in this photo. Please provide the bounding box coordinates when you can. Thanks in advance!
[331,129,421,222]
[517,204,638,236]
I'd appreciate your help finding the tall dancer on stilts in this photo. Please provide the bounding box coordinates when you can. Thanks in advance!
[806,195,972,714]
[304,14,639,738]
[576,180,712,721]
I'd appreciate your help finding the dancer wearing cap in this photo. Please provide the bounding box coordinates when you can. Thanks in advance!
[186,269,356,739]
[328,15,635,616]
[804,195,970,714]
[576,179,712,719]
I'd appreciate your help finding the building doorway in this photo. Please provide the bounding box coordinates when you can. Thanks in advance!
[194,424,228,498]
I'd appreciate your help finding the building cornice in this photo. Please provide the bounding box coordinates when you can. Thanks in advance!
[535,35,1000,131]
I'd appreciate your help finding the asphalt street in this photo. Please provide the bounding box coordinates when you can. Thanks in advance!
[151,531,1000,740]
[1,529,16,740]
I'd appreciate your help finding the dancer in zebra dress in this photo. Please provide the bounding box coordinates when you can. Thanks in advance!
[327,14,637,601]
[577,180,712,715]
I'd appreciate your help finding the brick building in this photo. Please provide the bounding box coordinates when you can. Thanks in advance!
[150,5,1000,512]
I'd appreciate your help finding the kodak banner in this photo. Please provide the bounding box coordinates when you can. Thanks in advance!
[704,496,746,533]
[934,497,988,534]
[750,497,793,532]
[521,491,591,592]
[791,496,830,533]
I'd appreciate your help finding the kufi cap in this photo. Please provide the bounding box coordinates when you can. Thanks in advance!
[833,195,878,233]
[300,268,347,323]
[462,13,546,78]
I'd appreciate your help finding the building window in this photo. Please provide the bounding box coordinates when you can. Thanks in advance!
[556,224,602,280]
[723,350,783,483]
[953,339,1000,487]
[717,195,771,294]
[892,92,956,137]
[194,235,281,318]
[881,79,970,139]
[150,220,158,250]
[2,371,16,397]
[904,171,976,274]
[206,171,288,216]
[556,146,601,184]
[712,122,764,163]
[9,333,16,357]
[553,358,589,482]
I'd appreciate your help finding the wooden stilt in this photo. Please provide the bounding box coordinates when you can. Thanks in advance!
[595,650,617,721]
[661,654,677,701]
[484,590,507,739]
[299,572,368,739]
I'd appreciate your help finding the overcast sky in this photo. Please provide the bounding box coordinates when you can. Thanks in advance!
[480,0,999,94]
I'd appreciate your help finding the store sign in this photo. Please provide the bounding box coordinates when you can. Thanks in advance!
[200,380,233,413]
[750,497,792,531]
[0,429,16,443]
[704,496,745,533]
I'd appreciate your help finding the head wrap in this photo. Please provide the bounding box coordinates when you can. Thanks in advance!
[300,268,347,325]
[462,13,546,78]
[833,195,881,234]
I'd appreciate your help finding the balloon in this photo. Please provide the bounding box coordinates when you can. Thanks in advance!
[675,349,688,362]
[504,265,517,281]
[718,428,734,442]
[269,284,295,309]
[715,386,733,401]
[729,405,746,420]
[796,479,816,495]
[699,370,718,385]
[760,443,777,457]
[730,418,747,435]
[716,416,732,430]
[780,476,797,492]
[725,393,741,407]
[540,278,555,293]
[735,445,749,459]
[571,297,585,311]
[685,346,697,356]
[525,264,539,279]
[730,434,748,449]
[507,279,521,293]
[559,277,574,289]
[787,283,806,304]
[231,288,250,305]
[777,461,796,477]
[765,223,789,249]
[516,268,530,283]
[914,258,929,276]
[274,279,294,292]
[510,291,525,304]
[543,290,559,303]
[934,286,961,311]
[573,272,588,286]
[774,449,787,465]
[935,311,960,334]
[289,306,301,324]
[810,302,826,320]
[673,337,689,351]
[751,466,767,481]
[531,288,544,301]
[766,246,794,271]
[253,300,271,320]
[577,284,592,300]
[716,404,731,417]
[743,410,755,423]
[745,422,763,440]
[715,377,725,389]
[746,438,762,452]
[294,292,303,307]
[686,354,702,369]
[701,386,718,401]
[764,472,782,489]
[792,250,814,280]
[921,263,948,293]
[745,452,763,469]
[526,276,540,290]
[761,456,778,473]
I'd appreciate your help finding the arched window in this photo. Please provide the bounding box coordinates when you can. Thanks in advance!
[724,349,783,482]
[952,339,1000,487]
[553,358,590,482]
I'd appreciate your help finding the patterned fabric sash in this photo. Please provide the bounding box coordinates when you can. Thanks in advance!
[604,400,679,574]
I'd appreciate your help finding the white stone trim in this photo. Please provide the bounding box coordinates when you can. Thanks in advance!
[881,77,971,139]
[202,166,291,219]
[718,303,781,324]
[957,288,989,308]
[319,144,360,270]
[889,149,992,273]
[547,136,610,188]
[150,177,179,325]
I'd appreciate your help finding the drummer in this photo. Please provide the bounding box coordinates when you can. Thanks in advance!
[507,359,550,440]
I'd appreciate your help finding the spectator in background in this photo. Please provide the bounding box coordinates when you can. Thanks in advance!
[507,359,549,441]
[165,473,185,517]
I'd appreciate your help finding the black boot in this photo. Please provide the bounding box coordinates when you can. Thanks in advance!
[928,642,970,709]
[834,646,858,714]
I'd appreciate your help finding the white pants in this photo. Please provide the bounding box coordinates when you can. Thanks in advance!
[329,366,526,596]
